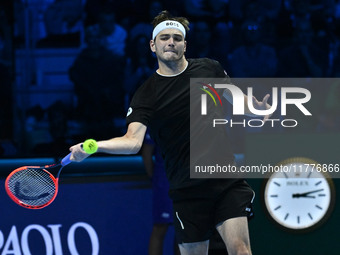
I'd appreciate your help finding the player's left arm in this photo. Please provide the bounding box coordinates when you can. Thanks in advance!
[217,61,272,120]
[222,85,271,121]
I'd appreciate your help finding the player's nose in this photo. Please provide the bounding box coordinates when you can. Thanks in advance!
[167,37,175,46]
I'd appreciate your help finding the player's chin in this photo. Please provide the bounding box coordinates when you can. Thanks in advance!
[163,53,183,62]
[163,52,177,58]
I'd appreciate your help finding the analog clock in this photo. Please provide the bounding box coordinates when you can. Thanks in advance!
[262,157,336,233]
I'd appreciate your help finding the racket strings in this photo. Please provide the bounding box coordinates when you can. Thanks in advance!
[7,168,56,207]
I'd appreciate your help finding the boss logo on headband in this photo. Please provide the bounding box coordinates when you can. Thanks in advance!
[166,22,179,27]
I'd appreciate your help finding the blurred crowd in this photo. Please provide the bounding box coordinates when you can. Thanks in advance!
[1,0,340,156]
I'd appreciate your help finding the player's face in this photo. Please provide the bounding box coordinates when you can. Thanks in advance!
[150,28,186,63]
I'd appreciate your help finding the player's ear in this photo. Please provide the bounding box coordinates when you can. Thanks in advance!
[150,39,156,53]
[184,40,187,53]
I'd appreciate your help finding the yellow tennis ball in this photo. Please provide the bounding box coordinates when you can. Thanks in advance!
[82,139,98,154]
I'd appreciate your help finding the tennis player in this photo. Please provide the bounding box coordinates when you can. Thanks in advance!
[70,11,270,255]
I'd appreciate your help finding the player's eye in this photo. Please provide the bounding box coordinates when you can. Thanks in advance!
[159,35,170,40]
[173,35,183,41]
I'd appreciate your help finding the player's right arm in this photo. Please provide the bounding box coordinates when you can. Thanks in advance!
[69,122,147,162]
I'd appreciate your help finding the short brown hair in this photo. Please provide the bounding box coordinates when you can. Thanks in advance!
[152,10,190,34]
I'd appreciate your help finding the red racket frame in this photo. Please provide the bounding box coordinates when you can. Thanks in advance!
[5,166,59,209]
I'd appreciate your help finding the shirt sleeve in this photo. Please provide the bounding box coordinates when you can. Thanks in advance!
[212,59,230,80]
[126,77,155,127]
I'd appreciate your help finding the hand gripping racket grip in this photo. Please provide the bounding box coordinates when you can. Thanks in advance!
[61,153,72,166]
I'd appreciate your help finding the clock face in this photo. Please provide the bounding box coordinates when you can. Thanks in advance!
[263,158,335,232]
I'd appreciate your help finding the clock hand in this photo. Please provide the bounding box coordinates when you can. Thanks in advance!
[292,194,315,198]
[292,189,324,198]
[300,189,324,196]
[303,195,315,198]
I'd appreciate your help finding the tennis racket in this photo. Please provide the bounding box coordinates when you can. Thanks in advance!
[5,153,72,209]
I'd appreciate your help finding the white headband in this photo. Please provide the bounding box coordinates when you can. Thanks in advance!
[152,20,186,40]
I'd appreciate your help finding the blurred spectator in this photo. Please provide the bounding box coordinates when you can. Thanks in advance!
[277,17,327,77]
[84,0,115,27]
[283,0,336,42]
[186,21,214,58]
[69,25,126,140]
[47,101,69,154]
[208,0,229,20]
[24,102,70,156]
[25,105,51,154]
[129,0,164,41]
[161,0,185,17]
[97,10,127,57]
[311,1,335,37]
[327,34,340,76]
[141,132,180,255]
[84,0,150,29]
[259,0,282,20]
[211,21,233,68]
[184,0,228,22]
[186,20,232,68]
[13,0,25,47]
[0,6,16,156]
[184,0,213,21]
[285,0,335,30]
[118,0,155,28]
[335,0,340,35]
[229,0,280,47]
[275,0,295,45]
[228,20,278,78]
[37,0,83,47]
[124,34,156,109]
[327,41,340,76]
[0,8,12,66]
[317,75,340,131]
[324,27,340,76]
[229,0,281,23]
[228,0,248,23]
[0,60,16,156]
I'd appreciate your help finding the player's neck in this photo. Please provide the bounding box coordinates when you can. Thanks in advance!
[157,57,188,76]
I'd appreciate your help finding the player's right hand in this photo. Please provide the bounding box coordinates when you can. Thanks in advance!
[69,143,91,162]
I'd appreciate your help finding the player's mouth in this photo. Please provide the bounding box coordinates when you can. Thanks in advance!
[164,49,177,54]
